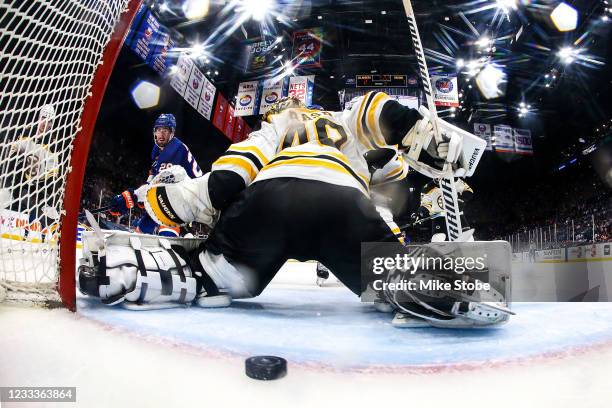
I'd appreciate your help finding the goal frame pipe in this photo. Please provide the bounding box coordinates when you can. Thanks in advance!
[58,0,143,311]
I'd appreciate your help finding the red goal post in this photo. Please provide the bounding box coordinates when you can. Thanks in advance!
[59,0,143,311]
[0,0,143,311]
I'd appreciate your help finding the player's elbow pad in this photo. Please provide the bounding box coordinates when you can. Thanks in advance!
[208,170,246,211]
[379,100,423,146]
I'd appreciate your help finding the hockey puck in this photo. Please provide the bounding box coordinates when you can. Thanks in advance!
[245,356,287,380]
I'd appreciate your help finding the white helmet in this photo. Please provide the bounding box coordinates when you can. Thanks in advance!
[39,104,56,124]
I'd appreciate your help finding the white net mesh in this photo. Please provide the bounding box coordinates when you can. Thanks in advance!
[0,0,130,305]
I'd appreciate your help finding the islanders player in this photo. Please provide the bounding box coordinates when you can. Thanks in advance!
[109,113,203,236]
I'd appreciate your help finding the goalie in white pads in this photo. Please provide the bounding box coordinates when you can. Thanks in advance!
[0,104,61,240]
[78,94,509,327]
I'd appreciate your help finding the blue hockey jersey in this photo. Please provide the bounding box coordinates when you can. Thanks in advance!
[148,136,203,181]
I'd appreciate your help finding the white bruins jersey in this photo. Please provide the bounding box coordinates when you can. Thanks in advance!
[421,179,472,215]
[212,91,410,196]
[11,136,59,181]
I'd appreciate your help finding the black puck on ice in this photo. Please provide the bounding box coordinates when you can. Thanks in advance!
[245,355,287,380]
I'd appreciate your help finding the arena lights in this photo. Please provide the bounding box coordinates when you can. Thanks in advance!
[557,46,580,64]
[475,63,506,99]
[456,58,466,68]
[189,43,207,59]
[130,80,160,109]
[496,0,518,14]
[182,0,210,20]
[550,2,578,32]
[283,60,295,75]
[465,59,485,77]
[237,0,274,21]
[517,101,532,118]
[475,36,493,48]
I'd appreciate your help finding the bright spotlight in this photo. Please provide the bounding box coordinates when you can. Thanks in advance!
[557,46,580,64]
[238,0,274,21]
[182,0,210,20]
[283,60,295,75]
[496,0,518,13]
[550,2,578,32]
[475,63,506,99]
[475,36,492,48]
[131,80,160,109]
[189,43,206,59]
[456,58,465,68]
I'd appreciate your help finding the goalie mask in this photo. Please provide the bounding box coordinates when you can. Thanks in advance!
[38,103,55,133]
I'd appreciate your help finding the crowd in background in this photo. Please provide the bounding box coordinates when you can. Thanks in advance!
[80,130,148,228]
[470,163,611,250]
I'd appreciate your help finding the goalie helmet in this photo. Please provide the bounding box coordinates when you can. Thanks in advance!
[263,96,306,122]
[39,104,56,123]
[37,104,55,134]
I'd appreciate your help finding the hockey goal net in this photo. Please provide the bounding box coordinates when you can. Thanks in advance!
[0,0,142,310]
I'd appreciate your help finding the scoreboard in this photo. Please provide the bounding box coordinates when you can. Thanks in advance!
[356,74,408,87]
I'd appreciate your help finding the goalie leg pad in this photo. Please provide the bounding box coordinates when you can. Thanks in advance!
[79,232,204,306]
[144,172,217,228]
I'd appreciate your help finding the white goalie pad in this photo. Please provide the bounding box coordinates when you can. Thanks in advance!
[80,231,206,307]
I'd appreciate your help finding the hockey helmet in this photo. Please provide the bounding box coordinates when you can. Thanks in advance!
[36,104,55,134]
[153,113,176,147]
[263,96,306,122]
[153,113,176,130]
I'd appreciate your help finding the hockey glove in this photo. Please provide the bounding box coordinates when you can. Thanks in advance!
[109,189,137,216]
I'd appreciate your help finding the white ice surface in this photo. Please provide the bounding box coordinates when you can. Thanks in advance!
[2,262,612,407]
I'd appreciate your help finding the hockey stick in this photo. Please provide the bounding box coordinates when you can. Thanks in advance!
[78,205,111,220]
[401,0,463,242]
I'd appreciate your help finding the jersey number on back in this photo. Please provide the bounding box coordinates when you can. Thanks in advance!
[281,117,348,150]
